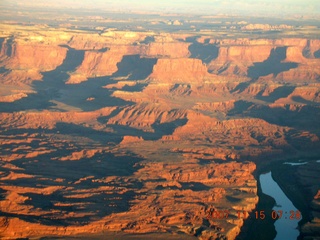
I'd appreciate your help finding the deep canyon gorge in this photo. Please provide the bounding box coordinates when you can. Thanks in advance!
[0,3,319,239]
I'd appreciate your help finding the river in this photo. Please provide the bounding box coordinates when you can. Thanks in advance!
[259,172,300,240]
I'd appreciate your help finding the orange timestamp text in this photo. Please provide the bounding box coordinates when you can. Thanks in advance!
[206,209,301,220]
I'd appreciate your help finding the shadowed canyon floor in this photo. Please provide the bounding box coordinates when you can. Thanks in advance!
[0,9,319,240]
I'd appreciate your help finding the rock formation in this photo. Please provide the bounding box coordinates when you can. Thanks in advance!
[0,19,319,240]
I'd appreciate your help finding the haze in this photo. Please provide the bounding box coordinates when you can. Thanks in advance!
[3,0,320,17]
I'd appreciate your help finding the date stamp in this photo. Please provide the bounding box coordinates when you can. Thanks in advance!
[206,209,301,220]
[254,210,301,220]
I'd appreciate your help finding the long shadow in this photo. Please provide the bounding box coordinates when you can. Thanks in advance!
[97,107,125,124]
[121,83,148,92]
[139,36,155,44]
[227,99,319,136]
[111,55,157,80]
[44,118,187,145]
[1,117,187,151]
[11,151,143,182]
[1,125,143,178]
[56,76,133,111]
[228,100,254,116]
[155,182,210,192]
[247,47,298,79]
[55,45,85,73]
[96,47,109,53]
[256,86,296,103]
[98,107,188,141]
[314,49,320,59]
[0,89,58,112]
[0,37,5,53]
[245,104,320,134]
[291,96,319,105]
[226,195,242,203]
[302,40,313,59]
[187,36,219,64]
[0,47,138,112]
[104,118,188,141]
[169,83,191,94]
[180,182,211,191]
[0,126,56,136]
[0,187,6,201]
[55,122,123,144]
[0,189,137,226]
[0,46,85,112]
[44,55,157,111]
[285,129,319,151]
[232,47,298,93]
[0,66,8,74]
[4,36,13,57]
[151,119,188,140]
[0,128,60,159]
[0,145,144,226]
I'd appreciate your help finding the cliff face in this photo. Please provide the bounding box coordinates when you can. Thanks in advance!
[219,45,272,62]
[106,103,187,130]
[206,38,320,82]
[5,42,67,71]
[150,58,209,83]
[0,69,43,85]
[67,31,149,49]
[276,61,318,84]
[67,46,141,83]
[145,42,191,58]
[0,24,319,240]
[1,35,319,86]
[0,37,10,61]
[289,86,320,102]
[307,39,320,58]
[0,39,68,85]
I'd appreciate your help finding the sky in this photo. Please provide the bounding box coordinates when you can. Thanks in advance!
[3,0,320,17]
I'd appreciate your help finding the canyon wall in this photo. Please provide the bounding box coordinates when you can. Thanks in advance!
[1,33,319,86]
[0,25,319,240]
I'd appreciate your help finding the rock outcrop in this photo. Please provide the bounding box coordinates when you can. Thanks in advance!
[4,42,67,71]
[150,58,209,83]
[0,22,319,240]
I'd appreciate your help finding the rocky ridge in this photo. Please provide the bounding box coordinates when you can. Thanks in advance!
[0,23,319,239]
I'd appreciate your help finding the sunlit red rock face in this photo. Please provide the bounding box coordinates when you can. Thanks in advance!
[8,44,67,70]
[150,58,209,83]
[0,160,258,239]
[0,24,319,239]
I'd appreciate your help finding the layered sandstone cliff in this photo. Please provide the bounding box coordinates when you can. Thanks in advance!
[145,42,191,58]
[0,23,319,240]
[8,43,67,70]
[150,58,209,83]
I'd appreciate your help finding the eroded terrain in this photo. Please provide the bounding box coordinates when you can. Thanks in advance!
[0,9,319,240]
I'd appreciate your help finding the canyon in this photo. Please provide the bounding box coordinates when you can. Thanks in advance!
[0,8,319,240]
